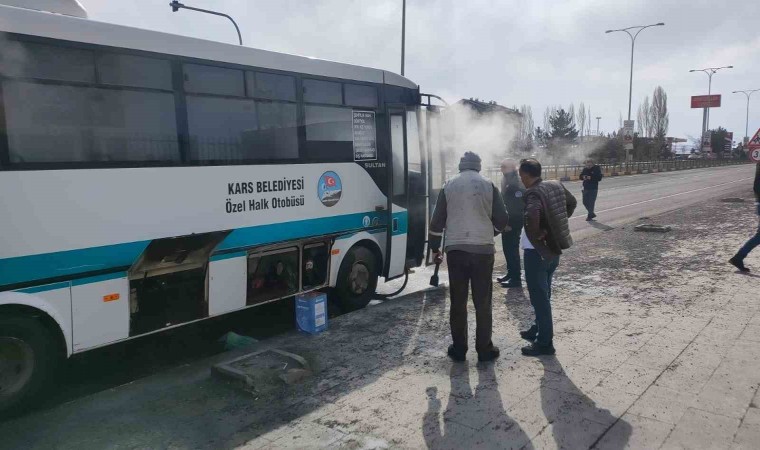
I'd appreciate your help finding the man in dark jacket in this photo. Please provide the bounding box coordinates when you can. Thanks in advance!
[579,159,603,221]
[429,152,509,362]
[518,159,577,356]
[498,159,526,288]
[729,162,760,272]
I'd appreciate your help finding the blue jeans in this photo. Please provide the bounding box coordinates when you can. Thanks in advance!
[524,249,559,346]
[737,226,760,260]
[501,225,522,281]
[582,189,598,216]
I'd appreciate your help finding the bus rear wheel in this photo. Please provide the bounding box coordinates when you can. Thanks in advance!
[0,315,60,416]
[334,246,378,312]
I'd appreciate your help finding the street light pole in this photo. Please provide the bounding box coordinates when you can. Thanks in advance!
[401,0,406,76]
[690,66,733,136]
[733,89,760,143]
[169,1,243,46]
[596,116,602,136]
[605,22,665,122]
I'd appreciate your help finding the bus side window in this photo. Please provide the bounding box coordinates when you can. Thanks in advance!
[303,105,353,161]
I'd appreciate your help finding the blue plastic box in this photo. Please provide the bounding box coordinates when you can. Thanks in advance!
[295,291,328,334]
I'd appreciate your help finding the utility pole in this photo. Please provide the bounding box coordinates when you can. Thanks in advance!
[400,0,406,76]
[169,1,243,46]
[732,89,760,144]
[596,117,602,136]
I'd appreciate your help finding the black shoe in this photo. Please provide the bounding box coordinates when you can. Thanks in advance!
[501,279,522,288]
[478,346,500,362]
[447,345,466,362]
[496,274,510,283]
[521,342,556,357]
[586,215,593,221]
[519,326,537,342]
[729,256,750,273]
[590,213,597,219]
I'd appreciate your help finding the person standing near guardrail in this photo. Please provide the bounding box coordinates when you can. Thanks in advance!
[518,159,577,356]
[580,159,603,221]
[429,151,509,362]
[497,159,526,288]
[729,162,760,272]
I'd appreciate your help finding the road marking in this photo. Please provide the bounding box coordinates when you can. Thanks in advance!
[570,177,754,220]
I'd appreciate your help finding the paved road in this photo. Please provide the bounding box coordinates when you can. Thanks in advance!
[6,163,756,420]
[562,164,756,242]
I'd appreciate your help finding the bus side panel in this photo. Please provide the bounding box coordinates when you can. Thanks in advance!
[71,274,129,352]
[1,286,73,356]
[387,209,408,279]
[208,254,247,317]
[329,231,386,287]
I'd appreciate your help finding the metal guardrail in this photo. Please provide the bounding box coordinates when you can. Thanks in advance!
[481,159,751,184]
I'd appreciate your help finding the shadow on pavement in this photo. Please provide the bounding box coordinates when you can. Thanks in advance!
[0,289,453,449]
[423,362,533,449]
[538,357,631,449]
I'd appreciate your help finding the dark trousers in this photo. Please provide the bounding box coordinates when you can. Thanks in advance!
[524,249,559,346]
[736,227,760,259]
[447,251,494,353]
[582,189,598,216]
[501,225,523,280]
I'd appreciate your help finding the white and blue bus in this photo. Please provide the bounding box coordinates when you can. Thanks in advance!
[0,1,448,412]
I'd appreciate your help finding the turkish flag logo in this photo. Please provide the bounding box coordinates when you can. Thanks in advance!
[325,176,336,187]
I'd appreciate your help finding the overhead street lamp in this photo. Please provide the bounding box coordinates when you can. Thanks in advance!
[733,89,760,144]
[689,66,733,135]
[169,1,243,46]
[605,22,665,122]
[596,116,602,136]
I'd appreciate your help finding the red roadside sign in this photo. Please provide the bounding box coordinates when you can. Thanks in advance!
[691,95,721,108]
[748,128,760,155]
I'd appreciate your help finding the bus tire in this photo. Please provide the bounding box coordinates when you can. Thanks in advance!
[0,315,60,416]
[334,245,378,312]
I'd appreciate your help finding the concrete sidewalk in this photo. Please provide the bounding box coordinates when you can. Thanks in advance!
[1,187,758,450]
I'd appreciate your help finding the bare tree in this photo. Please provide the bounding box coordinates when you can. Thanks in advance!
[567,103,576,130]
[651,86,669,139]
[637,96,650,137]
[587,105,592,135]
[517,104,534,148]
[577,102,587,138]
[618,112,623,130]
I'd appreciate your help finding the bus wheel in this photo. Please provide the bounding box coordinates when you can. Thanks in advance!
[334,246,378,312]
[0,315,60,415]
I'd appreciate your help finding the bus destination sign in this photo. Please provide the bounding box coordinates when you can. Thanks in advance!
[353,110,377,162]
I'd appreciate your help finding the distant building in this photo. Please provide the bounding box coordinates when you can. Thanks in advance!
[455,98,522,119]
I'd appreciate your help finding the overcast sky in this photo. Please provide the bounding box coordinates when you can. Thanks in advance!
[80,0,759,142]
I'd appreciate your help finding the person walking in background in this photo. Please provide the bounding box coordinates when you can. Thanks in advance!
[518,159,577,356]
[580,159,603,221]
[729,162,760,272]
[498,159,526,288]
[429,151,509,362]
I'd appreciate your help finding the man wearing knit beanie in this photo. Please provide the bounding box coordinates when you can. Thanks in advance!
[429,151,509,362]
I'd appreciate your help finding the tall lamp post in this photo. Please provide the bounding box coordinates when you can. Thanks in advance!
[732,89,760,144]
[690,66,733,138]
[169,1,243,46]
[596,116,602,136]
[605,23,665,122]
[401,0,406,75]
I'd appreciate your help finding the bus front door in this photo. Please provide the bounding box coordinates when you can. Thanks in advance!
[385,108,408,280]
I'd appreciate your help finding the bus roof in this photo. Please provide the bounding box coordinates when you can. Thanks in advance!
[0,3,418,90]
